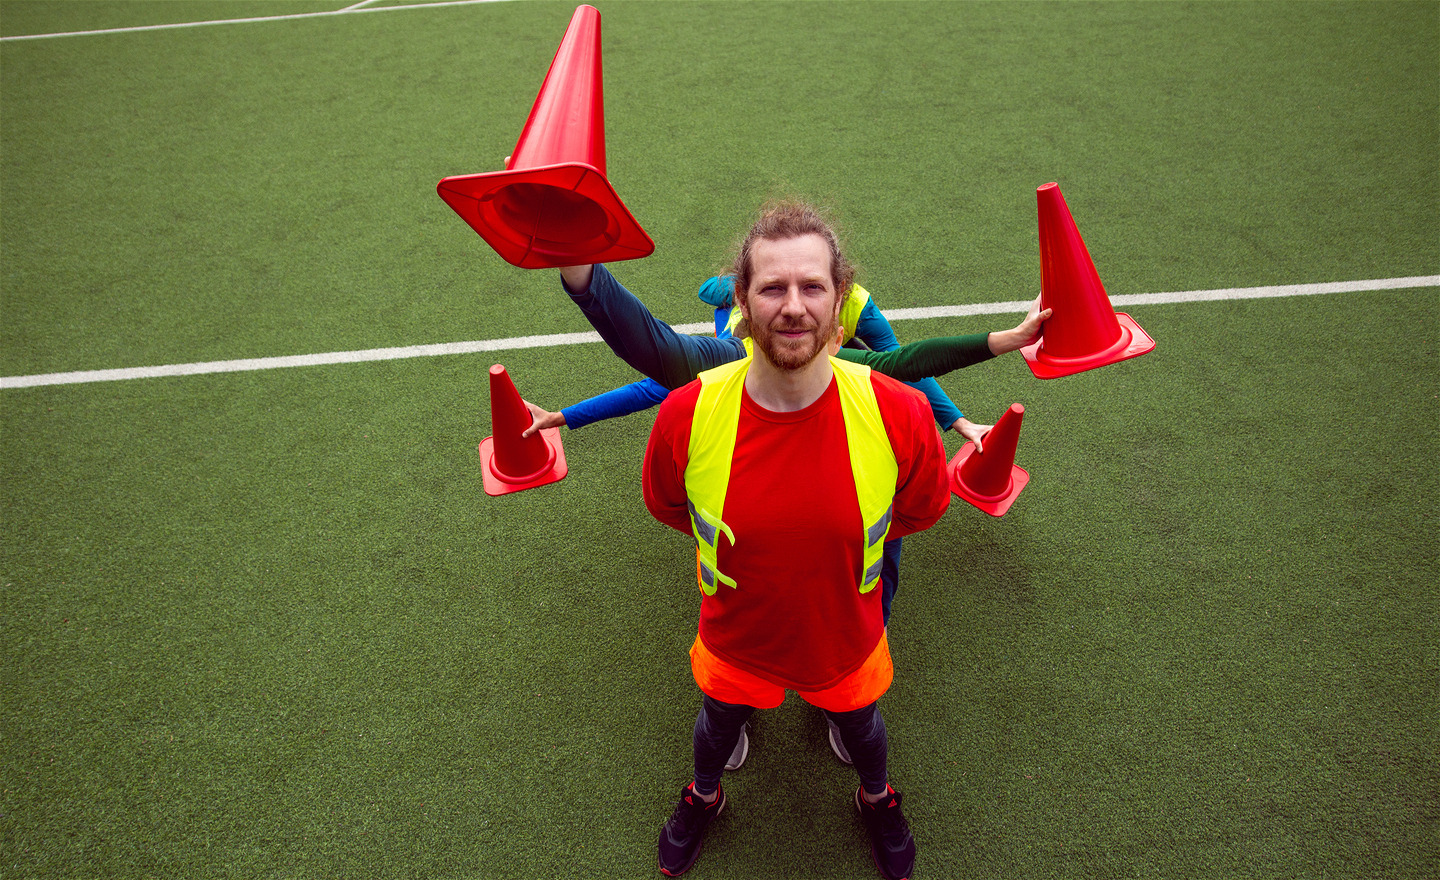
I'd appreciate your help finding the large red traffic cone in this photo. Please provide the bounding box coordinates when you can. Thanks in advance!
[1021,182,1154,379]
[479,364,567,496]
[437,5,654,269]
[948,403,1030,517]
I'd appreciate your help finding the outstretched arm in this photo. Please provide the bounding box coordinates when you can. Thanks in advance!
[836,333,994,382]
[522,378,671,437]
[835,296,1051,451]
[558,264,746,390]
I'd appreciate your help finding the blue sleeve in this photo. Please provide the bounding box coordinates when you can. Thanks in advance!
[714,306,734,338]
[560,378,670,430]
[855,299,964,428]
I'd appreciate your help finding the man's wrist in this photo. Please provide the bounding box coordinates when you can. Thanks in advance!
[559,264,595,294]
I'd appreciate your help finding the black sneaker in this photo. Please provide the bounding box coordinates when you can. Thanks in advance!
[855,786,915,880]
[658,782,725,876]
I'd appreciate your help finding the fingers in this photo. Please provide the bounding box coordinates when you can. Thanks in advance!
[975,424,994,454]
[521,400,542,438]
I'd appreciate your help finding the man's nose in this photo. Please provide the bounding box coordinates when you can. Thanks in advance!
[780,286,807,316]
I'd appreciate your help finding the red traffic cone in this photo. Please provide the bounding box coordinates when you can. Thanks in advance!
[1021,182,1154,379]
[437,5,654,269]
[479,364,567,496]
[948,403,1030,517]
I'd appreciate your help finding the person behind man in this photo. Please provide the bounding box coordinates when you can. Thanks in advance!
[560,201,953,879]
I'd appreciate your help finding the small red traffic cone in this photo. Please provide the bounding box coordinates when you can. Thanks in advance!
[1021,182,1154,379]
[479,364,567,496]
[948,403,1030,517]
[437,5,654,269]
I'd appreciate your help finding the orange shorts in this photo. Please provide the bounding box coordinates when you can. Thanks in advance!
[689,629,893,713]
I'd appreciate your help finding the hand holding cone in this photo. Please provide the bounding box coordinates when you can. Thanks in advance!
[1021,182,1155,378]
[949,403,1030,517]
[479,365,568,496]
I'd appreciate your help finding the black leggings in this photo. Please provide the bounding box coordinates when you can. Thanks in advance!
[692,695,889,797]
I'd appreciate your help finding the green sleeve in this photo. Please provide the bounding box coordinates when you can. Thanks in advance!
[835,333,996,382]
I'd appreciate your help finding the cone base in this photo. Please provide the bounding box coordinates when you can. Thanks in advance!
[1020,312,1155,379]
[948,443,1030,517]
[438,163,654,269]
[479,427,568,496]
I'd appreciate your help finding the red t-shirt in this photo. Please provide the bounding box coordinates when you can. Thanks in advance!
[643,365,950,690]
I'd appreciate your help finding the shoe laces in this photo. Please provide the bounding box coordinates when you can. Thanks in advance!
[667,789,712,837]
[867,791,911,843]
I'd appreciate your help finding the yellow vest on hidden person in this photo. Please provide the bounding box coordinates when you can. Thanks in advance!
[683,355,899,597]
[723,283,872,343]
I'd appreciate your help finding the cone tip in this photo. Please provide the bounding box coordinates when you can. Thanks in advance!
[1007,402,1025,416]
[489,364,507,376]
[1038,181,1059,193]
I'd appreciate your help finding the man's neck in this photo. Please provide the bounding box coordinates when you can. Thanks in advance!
[744,349,834,413]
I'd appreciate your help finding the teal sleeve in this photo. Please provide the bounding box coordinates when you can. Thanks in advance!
[852,299,967,429]
[838,333,996,428]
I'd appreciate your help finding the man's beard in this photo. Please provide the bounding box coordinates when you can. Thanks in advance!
[752,310,839,372]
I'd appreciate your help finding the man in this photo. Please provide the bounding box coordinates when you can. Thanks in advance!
[541,267,1049,637]
[585,201,953,879]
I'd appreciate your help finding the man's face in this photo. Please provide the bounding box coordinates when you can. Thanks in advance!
[739,234,842,371]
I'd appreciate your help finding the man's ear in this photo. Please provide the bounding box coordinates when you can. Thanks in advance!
[734,286,751,321]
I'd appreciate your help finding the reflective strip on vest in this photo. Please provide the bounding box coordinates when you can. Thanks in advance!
[684,355,898,595]
[832,357,900,593]
[686,358,748,595]
[724,283,872,344]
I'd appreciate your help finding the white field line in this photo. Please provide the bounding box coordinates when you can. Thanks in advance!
[880,275,1440,322]
[0,0,508,42]
[2,275,1435,390]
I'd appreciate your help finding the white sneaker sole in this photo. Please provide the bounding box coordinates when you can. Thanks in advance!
[724,726,749,771]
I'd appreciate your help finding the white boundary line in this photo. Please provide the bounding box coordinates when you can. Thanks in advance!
[2,276,1435,390]
[0,0,508,42]
[880,275,1440,322]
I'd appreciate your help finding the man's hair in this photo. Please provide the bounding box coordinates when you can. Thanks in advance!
[730,201,856,307]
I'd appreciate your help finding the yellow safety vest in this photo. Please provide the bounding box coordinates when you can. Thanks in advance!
[684,355,899,596]
[723,283,872,343]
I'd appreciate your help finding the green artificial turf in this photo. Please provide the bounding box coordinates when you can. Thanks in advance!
[2,2,1437,878]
